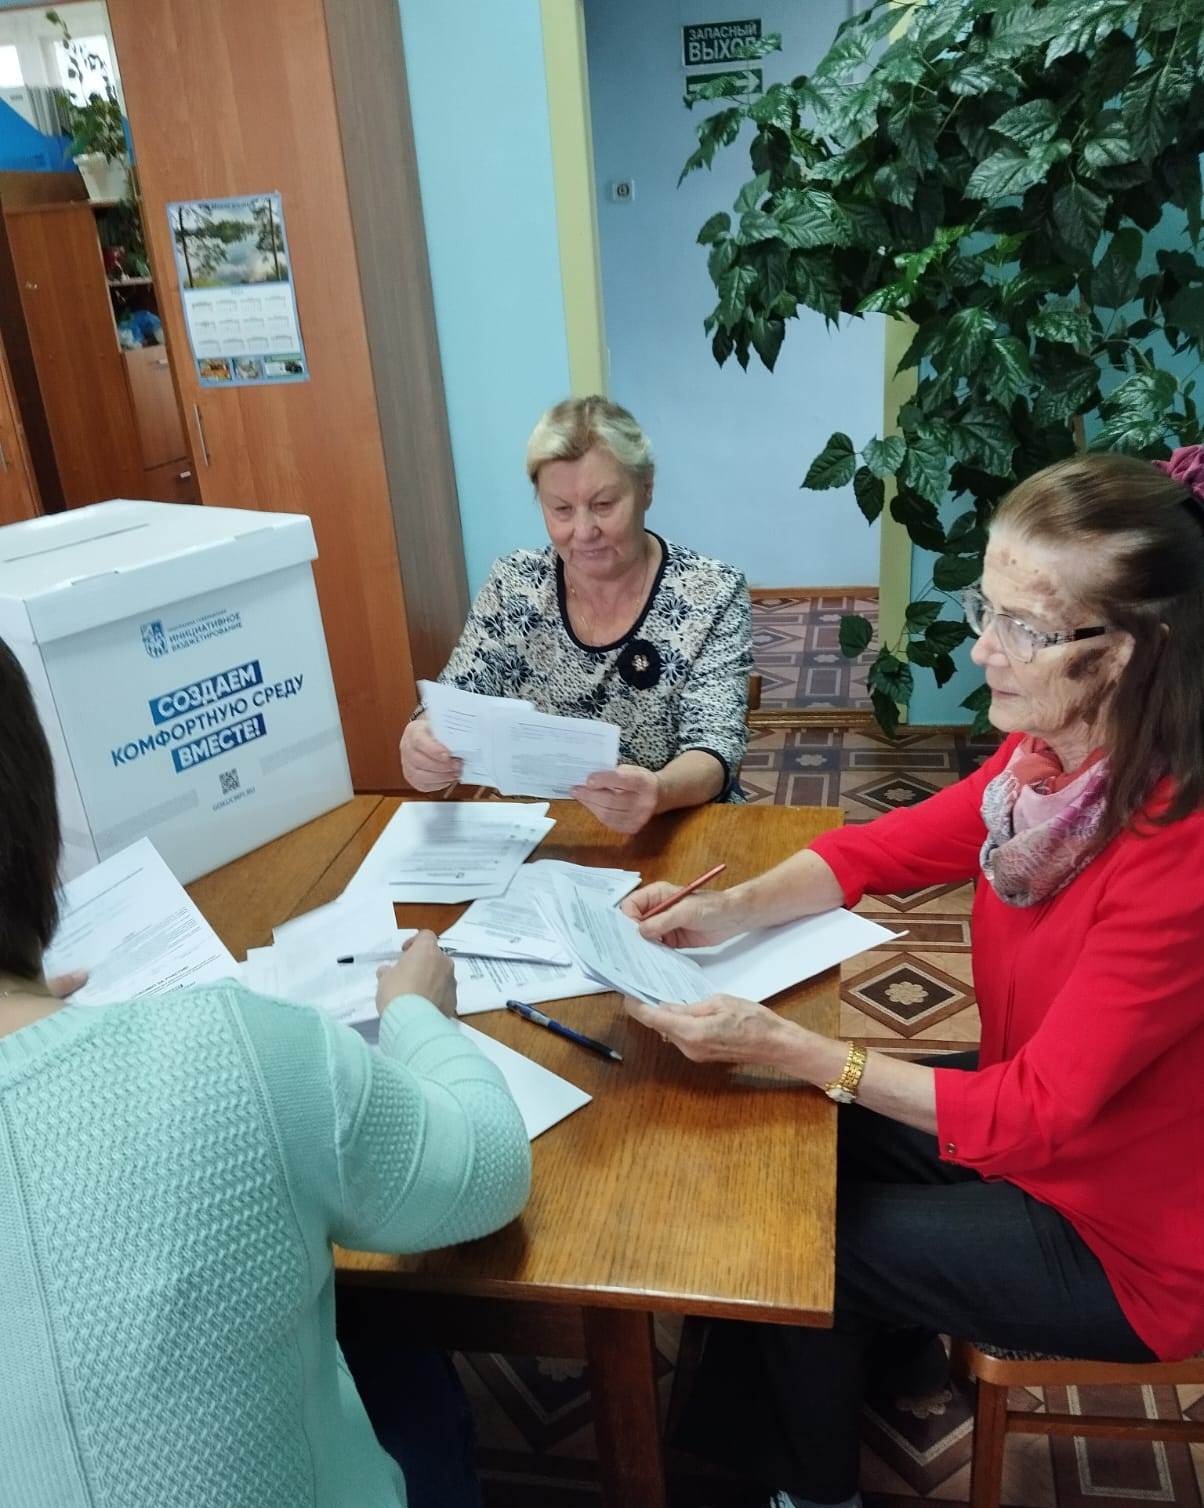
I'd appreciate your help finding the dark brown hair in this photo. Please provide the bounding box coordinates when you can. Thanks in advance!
[993,453,1204,842]
[0,637,60,977]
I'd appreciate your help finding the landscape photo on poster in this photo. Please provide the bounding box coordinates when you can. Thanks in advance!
[167,192,310,388]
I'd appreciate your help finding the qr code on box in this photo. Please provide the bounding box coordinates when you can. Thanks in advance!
[218,768,240,796]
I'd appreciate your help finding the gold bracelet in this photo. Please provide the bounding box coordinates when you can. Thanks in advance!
[822,1042,868,1104]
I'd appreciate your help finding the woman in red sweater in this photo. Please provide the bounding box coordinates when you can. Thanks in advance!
[622,449,1204,1508]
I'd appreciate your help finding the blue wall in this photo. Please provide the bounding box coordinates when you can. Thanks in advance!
[396,0,571,597]
[584,0,885,587]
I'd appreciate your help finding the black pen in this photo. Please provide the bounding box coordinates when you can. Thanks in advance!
[505,999,623,1063]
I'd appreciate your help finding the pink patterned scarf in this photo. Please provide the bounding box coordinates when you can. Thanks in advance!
[979,740,1111,907]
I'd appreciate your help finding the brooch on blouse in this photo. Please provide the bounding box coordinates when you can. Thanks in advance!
[617,638,662,690]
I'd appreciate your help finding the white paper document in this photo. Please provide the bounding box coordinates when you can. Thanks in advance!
[266,896,411,1027]
[420,679,620,798]
[542,875,713,1007]
[43,838,237,1006]
[536,875,901,1009]
[685,908,900,1000]
[440,860,641,965]
[344,799,554,904]
[458,1024,591,1139]
[452,953,608,1016]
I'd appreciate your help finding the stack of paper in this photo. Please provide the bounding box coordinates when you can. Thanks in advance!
[421,680,620,798]
[43,838,237,1005]
[344,799,556,904]
[534,872,903,1009]
[440,859,640,965]
[239,896,590,1139]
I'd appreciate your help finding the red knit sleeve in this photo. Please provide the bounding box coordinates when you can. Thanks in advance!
[934,813,1204,1176]
[809,733,1020,905]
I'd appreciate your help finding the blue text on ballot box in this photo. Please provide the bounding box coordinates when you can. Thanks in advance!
[0,500,352,883]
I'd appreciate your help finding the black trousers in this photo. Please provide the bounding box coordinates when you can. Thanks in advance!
[675,1054,1154,1504]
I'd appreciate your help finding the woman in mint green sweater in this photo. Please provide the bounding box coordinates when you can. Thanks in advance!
[0,637,532,1508]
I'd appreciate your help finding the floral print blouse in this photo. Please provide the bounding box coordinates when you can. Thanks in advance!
[437,533,752,799]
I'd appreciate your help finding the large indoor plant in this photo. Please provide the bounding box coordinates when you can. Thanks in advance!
[683,0,1204,733]
[47,9,128,202]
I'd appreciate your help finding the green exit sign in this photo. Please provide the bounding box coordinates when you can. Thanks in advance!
[682,18,761,67]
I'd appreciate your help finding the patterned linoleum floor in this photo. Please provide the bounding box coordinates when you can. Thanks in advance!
[463,601,1203,1507]
[751,589,877,712]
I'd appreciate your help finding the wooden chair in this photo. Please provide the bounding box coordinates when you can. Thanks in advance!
[952,1338,1204,1508]
[747,671,762,716]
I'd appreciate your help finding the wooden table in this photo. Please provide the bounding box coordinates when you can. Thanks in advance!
[188,795,843,1507]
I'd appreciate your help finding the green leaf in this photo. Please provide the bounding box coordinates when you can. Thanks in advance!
[904,599,942,631]
[774,188,848,249]
[990,3,1062,55]
[868,652,914,706]
[696,212,731,246]
[948,409,1017,477]
[961,682,993,735]
[1107,367,1178,413]
[926,619,974,653]
[1031,349,1100,424]
[750,315,785,371]
[852,466,885,523]
[890,490,947,551]
[734,171,772,216]
[907,639,957,685]
[941,306,996,370]
[990,98,1059,146]
[1053,181,1107,262]
[1081,118,1136,172]
[965,145,1055,200]
[946,510,987,555]
[839,613,874,657]
[1090,230,1141,308]
[707,237,736,283]
[759,243,791,311]
[933,553,982,590]
[985,336,1033,404]
[948,59,1022,97]
[1045,1,1142,65]
[1121,63,1194,160]
[1030,302,1093,346]
[1091,412,1168,453]
[871,686,901,737]
[717,264,757,329]
[1083,32,1137,110]
[872,161,918,208]
[710,325,734,367]
[900,436,951,507]
[889,100,941,170]
[749,83,795,130]
[789,251,841,321]
[803,431,856,490]
[862,435,906,478]
[739,208,781,244]
[1165,287,1204,345]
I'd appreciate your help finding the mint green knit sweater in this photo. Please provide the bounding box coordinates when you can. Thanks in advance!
[0,984,532,1508]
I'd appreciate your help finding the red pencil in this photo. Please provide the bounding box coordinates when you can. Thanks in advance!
[641,863,727,920]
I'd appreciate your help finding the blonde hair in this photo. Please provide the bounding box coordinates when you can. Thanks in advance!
[525,396,655,498]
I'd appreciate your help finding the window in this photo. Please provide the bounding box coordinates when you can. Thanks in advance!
[54,34,116,106]
[0,45,23,90]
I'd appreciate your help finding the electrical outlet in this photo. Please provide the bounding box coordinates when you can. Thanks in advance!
[609,179,635,203]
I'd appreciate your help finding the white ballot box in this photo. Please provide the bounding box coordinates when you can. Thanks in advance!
[0,499,353,883]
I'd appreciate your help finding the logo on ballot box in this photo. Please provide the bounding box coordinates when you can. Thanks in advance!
[140,620,169,659]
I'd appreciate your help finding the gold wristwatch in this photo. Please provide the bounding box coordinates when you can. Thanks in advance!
[823,1042,868,1104]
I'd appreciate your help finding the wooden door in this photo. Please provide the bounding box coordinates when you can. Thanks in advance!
[0,324,40,523]
[124,346,187,469]
[107,0,455,790]
[4,203,145,507]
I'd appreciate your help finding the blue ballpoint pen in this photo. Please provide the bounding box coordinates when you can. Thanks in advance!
[505,999,623,1063]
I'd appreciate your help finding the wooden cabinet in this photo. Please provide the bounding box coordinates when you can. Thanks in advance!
[108,0,469,789]
[124,346,187,469]
[0,327,39,524]
[0,174,196,512]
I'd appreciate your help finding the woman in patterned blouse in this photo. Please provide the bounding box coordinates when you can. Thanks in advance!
[400,397,753,834]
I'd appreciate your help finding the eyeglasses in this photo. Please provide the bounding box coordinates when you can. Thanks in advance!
[961,585,1109,665]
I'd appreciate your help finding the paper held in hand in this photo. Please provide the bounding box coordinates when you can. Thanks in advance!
[43,838,237,1005]
[420,680,620,799]
[537,874,902,1009]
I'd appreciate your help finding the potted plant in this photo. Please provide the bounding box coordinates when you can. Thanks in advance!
[47,9,128,203]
